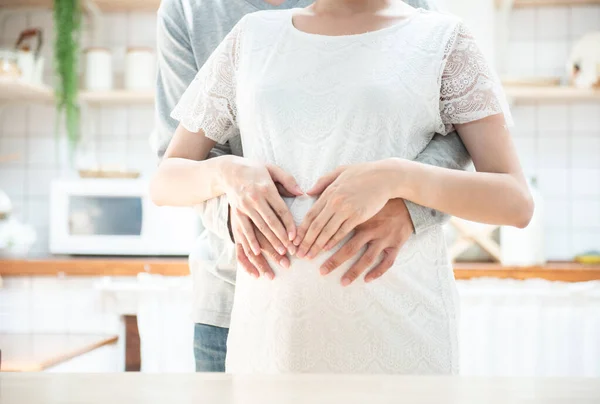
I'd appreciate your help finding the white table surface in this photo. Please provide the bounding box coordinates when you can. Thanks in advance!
[1,373,599,404]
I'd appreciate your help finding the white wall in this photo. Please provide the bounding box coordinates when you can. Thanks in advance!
[445,0,497,65]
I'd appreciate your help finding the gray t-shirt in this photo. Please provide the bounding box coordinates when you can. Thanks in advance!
[153,0,470,328]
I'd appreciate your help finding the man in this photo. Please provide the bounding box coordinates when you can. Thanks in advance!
[153,0,471,372]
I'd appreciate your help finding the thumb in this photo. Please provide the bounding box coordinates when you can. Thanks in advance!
[307,168,343,196]
[275,183,296,198]
[267,165,303,196]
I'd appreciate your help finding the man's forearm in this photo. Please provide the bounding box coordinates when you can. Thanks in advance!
[404,131,471,233]
[194,195,233,242]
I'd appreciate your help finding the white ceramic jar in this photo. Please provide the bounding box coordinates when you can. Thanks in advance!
[84,48,113,91]
[500,178,546,266]
[124,47,155,90]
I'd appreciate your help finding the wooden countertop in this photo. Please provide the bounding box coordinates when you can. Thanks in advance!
[0,334,118,372]
[1,374,599,404]
[1,257,599,281]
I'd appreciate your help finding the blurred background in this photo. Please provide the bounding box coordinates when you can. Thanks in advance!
[0,0,599,375]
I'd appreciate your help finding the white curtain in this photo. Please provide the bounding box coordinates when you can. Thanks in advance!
[458,278,600,377]
[135,274,195,372]
[134,275,600,376]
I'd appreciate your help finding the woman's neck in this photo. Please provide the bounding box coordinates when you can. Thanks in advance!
[312,0,391,14]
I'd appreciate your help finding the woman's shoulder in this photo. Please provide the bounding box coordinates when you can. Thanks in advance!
[405,9,467,51]
[234,9,292,48]
[413,8,463,31]
[240,8,292,30]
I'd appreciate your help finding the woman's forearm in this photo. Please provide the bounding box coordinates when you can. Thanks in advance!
[379,158,534,228]
[150,155,238,207]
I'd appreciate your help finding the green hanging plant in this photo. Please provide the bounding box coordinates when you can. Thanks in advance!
[53,0,82,162]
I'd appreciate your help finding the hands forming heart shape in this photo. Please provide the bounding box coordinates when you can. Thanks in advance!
[228,162,414,285]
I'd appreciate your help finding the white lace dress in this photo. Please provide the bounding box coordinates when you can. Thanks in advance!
[171,8,511,374]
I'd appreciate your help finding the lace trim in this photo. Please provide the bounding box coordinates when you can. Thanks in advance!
[439,23,513,134]
[170,19,244,144]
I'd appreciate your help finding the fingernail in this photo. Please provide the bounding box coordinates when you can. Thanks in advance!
[307,251,315,259]
[364,277,372,283]
[252,246,261,255]
[297,250,305,258]
[320,267,328,275]
[251,272,259,279]
[266,272,274,280]
[294,185,303,194]
[280,258,290,268]
[293,238,301,246]
[288,232,295,241]
[277,246,286,255]
[341,278,351,287]
[288,245,297,255]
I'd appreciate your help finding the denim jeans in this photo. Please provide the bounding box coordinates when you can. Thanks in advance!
[194,323,229,372]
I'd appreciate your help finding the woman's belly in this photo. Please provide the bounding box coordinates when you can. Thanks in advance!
[225,221,459,374]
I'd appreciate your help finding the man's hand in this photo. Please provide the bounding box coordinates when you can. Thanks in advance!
[319,198,414,286]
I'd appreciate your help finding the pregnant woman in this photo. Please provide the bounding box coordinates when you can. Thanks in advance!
[151,0,533,374]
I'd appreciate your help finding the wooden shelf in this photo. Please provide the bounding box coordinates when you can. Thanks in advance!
[89,0,160,11]
[505,85,600,104]
[0,79,154,105]
[80,90,154,105]
[0,78,53,103]
[512,0,600,7]
[0,0,160,11]
[1,257,599,282]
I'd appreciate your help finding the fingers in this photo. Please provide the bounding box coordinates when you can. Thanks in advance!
[294,197,326,247]
[267,165,303,196]
[256,230,290,269]
[306,168,342,196]
[266,191,297,244]
[246,250,275,280]
[323,220,356,251]
[296,208,334,259]
[276,182,296,198]
[306,216,346,259]
[245,205,287,255]
[239,183,290,252]
[365,247,398,283]
[257,194,290,251]
[235,210,260,255]
[320,231,371,275]
[235,243,259,279]
[341,244,381,287]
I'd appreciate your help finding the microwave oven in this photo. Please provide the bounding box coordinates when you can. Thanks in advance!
[50,179,198,256]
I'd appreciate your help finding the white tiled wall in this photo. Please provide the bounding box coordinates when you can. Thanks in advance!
[1,7,600,260]
[506,5,600,259]
[506,5,600,78]
[0,11,158,255]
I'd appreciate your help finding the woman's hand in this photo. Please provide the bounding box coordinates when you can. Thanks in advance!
[231,208,291,280]
[222,157,303,255]
[294,162,393,259]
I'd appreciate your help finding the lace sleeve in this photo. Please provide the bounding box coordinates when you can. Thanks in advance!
[439,22,513,135]
[170,19,244,144]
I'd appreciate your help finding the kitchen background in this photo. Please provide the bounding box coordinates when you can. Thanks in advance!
[0,0,599,375]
